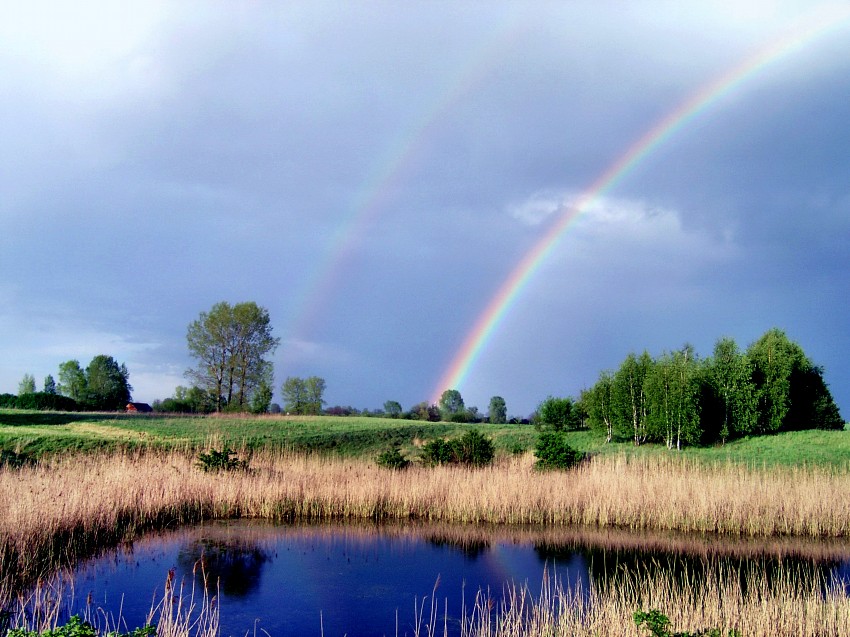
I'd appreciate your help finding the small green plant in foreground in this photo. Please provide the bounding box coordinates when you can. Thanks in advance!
[375,445,410,470]
[634,609,741,637]
[196,447,248,472]
[534,430,584,470]
[7,615,155,637]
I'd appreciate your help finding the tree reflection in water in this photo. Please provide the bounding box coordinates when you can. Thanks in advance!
[176,539,269,598]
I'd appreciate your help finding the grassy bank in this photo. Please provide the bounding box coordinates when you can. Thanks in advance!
[1,410,848,468]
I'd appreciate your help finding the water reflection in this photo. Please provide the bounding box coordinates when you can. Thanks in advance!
[61,521,850,637]
[176,539,270,598]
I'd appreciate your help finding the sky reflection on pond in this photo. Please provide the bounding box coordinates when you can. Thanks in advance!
[70,521,850,637]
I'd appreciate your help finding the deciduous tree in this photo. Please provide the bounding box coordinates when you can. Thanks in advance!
[186,301,279,412]
[383,400,403,418]
[439,389,465,421]
[612,351,652,445]
[536,396,578,431]
[488,396,507,424]
[57,360,87,403]
[18,374,36,395]
[85,355,132,410]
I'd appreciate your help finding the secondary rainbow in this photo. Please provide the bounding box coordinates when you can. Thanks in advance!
[431,7,850,403]
[280,10,528,343]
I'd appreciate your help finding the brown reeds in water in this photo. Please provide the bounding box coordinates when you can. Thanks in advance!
[2,449,850,585]
[451,561,850,637]
[2,448,850,637]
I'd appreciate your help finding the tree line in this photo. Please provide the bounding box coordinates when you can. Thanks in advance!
[579,328,843,447]
[2,355,132,411]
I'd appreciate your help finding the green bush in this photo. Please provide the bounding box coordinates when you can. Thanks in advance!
[196,447,248,472]
[13,392,78,411]
[376,445,410,470]
[422,430,495,467]
[7,615,155,637]
[0,449,34,469]
[421,438,454,465]
[634,609,741,637]
[534,431,584,471]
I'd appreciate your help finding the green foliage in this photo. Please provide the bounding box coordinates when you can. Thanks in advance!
[422,429,495,467]
[383,400,403,418]
[375,445,410,469]
[582,329,843,449]
[249,380,274,414]
[583,371,615,443]
[281,376,326,415]
[85,355,133,410]
[0,448,34,469]
[57,360,87,403]
[613,351,653,445]
[534,430,584,470]
[14,392,78,411]
[18,373,36,395]
[186,301,280,412]
[408,402,441,422]
[196,447,248,472]
[634,609,740,637]
[43,374,57,395]
[7,615,155,637]
[438,389,465,421]
[644,346,701,450]
[536,396,580,431]
[488,396,507,424]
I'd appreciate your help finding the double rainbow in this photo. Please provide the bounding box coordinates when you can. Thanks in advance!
[431,6,850,403]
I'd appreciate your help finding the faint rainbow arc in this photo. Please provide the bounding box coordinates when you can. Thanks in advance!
[431,7,850,403]
[280,11,529,346]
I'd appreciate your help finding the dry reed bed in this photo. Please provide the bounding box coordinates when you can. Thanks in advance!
[4,450,850,637]
[2,449,850,580]
[454,564,850,637]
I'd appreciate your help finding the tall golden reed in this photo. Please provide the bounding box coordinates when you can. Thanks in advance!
[2,448,850,581]
[2,448,850,636]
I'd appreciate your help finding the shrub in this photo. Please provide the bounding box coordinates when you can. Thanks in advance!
[534,431,584,471]
[634,609,741,637]
[421,438,454,465]
[375,446,410,470]
[7,615,155,637]
[13,392,78,411]
[196,447,248,472]
[422,430,495,467]
[0,449,34,469]
[453,429,495,466]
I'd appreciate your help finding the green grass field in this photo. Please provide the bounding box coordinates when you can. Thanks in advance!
[0,408,847,467]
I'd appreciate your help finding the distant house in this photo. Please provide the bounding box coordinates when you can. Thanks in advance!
[126,402,153,413]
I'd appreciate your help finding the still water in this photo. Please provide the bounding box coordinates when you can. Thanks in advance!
[67,521,850,637]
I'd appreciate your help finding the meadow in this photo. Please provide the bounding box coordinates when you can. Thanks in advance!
[1,409,848,468]
[2,410,850,636]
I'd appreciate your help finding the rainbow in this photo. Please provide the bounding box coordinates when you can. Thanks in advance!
[431,6,850,404]
[281,9,528,343]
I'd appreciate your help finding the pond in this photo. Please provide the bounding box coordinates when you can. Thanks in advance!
[61,521,850,637]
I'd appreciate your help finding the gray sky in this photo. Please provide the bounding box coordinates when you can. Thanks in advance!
[2,1,849,417]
